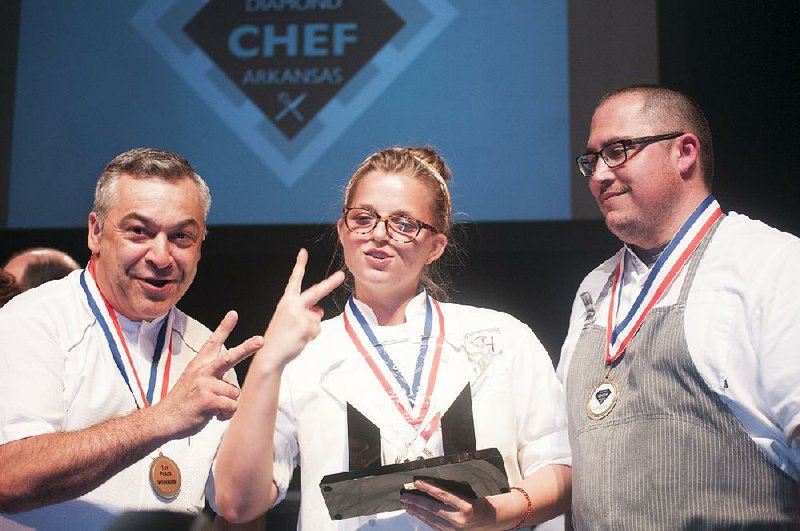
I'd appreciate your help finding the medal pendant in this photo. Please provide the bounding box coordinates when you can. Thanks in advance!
[395,447,434,464]
[149,453,182,500]
[586,379,620,420]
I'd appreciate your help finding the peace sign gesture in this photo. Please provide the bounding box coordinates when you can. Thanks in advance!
[154,310,264,437]
[215,249,344,520]
[256,248,345,372]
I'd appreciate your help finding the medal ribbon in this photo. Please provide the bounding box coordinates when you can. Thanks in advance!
[343,294,445,431]
[348,294,432,408]
[606,195,723,363]
[80,259,173,408]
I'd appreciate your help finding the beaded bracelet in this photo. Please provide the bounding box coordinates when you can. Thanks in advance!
[510,486,532,529]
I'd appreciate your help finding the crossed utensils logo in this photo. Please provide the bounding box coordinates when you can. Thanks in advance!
[275,92,306,124]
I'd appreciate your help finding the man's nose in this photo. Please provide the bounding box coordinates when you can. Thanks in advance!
[590,158,616,183]
[146,234,172,269]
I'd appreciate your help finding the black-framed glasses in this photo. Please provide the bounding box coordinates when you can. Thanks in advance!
[576,132,684,177]
[342,207,438,243]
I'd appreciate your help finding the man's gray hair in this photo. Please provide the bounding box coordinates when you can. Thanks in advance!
[93,148,211,228]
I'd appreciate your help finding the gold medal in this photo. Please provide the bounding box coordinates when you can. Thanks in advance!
[586,378,620,420]
[149,453,181,499]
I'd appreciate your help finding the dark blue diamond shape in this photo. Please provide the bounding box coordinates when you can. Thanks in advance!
[595,388,612,405]
[184,1,404,140]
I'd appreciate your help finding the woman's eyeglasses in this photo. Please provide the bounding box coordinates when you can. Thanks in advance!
[342,207,438,243]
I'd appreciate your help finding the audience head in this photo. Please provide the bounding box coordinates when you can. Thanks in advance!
[0,270,22,307]
[3,248,80,291]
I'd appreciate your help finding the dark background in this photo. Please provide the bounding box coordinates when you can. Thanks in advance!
[1,2,799,527]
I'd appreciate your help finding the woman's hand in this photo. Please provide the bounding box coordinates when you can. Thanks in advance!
[400,479,499,530]
[257,248,344,371]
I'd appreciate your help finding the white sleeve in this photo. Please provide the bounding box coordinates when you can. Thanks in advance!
[0,305,66,443]
[511,321,571,476]
[271,365,300,505]
[751,237,800,447]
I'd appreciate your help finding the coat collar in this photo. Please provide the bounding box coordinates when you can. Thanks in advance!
[319,295,474,447]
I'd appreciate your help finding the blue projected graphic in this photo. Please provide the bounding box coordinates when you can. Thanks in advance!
[9,0,569,228]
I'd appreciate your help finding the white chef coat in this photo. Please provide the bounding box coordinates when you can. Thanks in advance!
[558,212,800,480]
[273,291,571,530]
[0,270,236,530]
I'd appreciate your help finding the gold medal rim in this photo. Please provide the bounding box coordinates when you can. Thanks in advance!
[149,454,182,500]
[586,379,620,421]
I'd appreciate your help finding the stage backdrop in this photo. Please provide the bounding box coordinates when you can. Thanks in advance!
[9,0,570,228]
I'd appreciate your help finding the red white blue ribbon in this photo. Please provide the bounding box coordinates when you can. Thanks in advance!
[606,195,723,363]
[343,294,445,438]
[80,259,174,408]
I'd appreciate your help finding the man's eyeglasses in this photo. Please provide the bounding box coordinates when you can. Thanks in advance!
[342,207,438,243]
[576,132,684,177]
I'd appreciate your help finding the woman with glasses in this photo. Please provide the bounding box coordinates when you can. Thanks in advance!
[215,146,571,530]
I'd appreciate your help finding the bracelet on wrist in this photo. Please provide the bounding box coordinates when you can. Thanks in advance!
[510,486,532,529]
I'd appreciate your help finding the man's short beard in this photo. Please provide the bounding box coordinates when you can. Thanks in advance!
[606,216,654,247]
[605,201,676,249]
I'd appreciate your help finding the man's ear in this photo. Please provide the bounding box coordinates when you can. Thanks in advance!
[87,212,101,255]
[676,133,701,178]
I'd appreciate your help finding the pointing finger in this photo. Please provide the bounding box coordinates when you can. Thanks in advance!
[197,310,239,364]
[284,248,309,296]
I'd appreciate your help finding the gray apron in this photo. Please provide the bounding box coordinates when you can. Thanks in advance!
[567,226,799,530]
